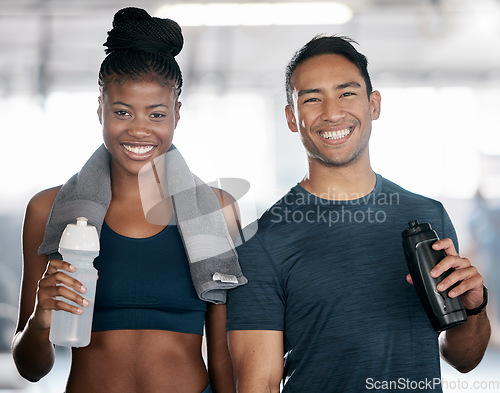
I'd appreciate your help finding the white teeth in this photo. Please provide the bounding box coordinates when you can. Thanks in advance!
[320,129,351,140]
[123,144,154,154]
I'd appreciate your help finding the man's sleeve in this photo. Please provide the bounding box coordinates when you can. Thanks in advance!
[440,204,459,253]
[226,232,285,331]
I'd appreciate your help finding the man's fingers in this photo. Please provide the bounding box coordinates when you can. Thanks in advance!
[431,238,459,256]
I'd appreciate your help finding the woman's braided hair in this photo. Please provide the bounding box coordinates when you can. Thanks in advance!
[98,7,183,95]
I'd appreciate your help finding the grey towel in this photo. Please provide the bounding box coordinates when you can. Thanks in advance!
[39,144,247,304]
[38,145,111,256]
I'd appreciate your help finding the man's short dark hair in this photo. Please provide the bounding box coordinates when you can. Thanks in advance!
[285,35,373,107]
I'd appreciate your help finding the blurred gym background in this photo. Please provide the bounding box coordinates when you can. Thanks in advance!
[0,0,499,391]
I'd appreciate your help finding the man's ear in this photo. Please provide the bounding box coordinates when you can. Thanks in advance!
[97,96,103,125]
[285,105,299,133]
[369,90,381,121]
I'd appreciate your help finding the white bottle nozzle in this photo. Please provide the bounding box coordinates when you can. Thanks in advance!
[59,217,99,252]
[76,217,89,226]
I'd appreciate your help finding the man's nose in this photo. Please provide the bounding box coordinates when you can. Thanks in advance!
[321,100,346,122]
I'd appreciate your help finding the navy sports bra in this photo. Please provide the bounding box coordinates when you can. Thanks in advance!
[91,221,207,334]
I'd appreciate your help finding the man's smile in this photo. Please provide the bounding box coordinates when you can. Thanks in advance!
[319,128,352,140]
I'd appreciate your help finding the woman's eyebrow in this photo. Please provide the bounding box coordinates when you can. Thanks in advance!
[110,102,169,109]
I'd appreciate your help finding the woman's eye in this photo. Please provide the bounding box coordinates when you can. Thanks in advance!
[114,110,130,117]
[151,113,166,119]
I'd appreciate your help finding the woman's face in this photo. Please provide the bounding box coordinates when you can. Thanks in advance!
[98,78,181,177]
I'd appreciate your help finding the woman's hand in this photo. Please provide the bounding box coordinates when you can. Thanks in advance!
[32,259,89,330]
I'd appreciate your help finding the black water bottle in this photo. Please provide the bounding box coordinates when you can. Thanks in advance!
[402,220,467,332]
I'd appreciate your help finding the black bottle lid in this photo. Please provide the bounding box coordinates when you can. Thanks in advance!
[402,220,433,238]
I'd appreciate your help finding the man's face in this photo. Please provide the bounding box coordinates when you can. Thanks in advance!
[285,54,381,169]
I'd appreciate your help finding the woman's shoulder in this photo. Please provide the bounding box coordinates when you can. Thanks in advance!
[28,186,61,207]
[22,186,62,256]
[25,186,62,222]
[209,187,241,241]
[210,187,237,208]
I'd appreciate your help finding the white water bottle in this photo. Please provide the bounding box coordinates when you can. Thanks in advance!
[49,217,99,347]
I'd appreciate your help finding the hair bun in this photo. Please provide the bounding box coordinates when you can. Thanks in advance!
[104,7,183,57]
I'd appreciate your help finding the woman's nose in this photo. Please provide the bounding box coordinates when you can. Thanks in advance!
[128,128,151,137]
[127,120,152,137]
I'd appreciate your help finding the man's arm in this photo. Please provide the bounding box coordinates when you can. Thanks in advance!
[425,238,491,372]
[228,330,284,393]
[439,307,490,373]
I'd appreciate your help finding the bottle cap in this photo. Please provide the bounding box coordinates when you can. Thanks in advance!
[59,217,100,252]
[401,220,432,238]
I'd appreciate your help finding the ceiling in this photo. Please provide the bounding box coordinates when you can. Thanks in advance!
[1,0,500,100]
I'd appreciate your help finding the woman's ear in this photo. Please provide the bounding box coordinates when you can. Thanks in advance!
[97,96,103,124]
[175,101,182,127]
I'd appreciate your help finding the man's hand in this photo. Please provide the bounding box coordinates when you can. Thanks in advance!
[405,238,491,373]
[406,238,484,310]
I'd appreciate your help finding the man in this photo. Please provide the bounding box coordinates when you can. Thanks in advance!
[226,35,491,392]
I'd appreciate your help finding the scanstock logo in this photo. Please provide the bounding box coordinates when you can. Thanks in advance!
[138,150,258,247]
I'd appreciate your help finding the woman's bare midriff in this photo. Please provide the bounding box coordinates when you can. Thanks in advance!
[65,329,208,393]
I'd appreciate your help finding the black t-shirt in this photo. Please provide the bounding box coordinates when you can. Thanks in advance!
[227,174,458,392]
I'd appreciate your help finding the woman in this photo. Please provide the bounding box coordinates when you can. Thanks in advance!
[11,7,243,393]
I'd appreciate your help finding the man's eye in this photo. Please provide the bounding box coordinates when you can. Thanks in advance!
[151,113,166,119]
[303,97,320,103]
[341,92,356,97]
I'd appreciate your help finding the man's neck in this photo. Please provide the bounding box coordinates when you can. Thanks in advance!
[299,160,376,201]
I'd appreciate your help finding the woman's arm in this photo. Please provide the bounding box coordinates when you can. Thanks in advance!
[11,187,89,382]
[206,303,235,393]
[205,188,241,392]
[12,189,58,381]
[210,186,243,244]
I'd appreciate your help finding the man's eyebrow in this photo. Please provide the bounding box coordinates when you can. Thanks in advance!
[336,81,362,90]
[297,82,362,97]
[297,88,321,97]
